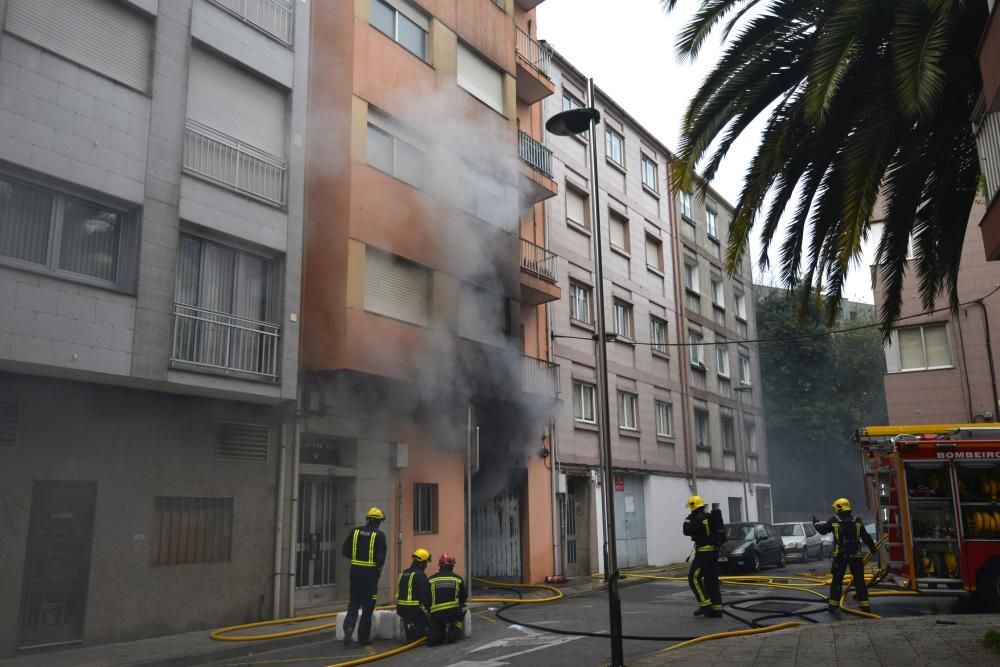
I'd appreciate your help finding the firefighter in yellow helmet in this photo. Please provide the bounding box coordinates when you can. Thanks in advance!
[813,498,876,612]
[682,495,724,618]
[340,507,387,646]
[396,548,432,641]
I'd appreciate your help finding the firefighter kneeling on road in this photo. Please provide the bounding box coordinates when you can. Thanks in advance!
[813,497,876,613]
[396,548,432,641]
[427,553,467,646]
[340,506,387,646]
[683,495,724,618]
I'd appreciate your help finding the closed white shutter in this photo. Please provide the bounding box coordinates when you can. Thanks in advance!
[457,44,503,113]
[566,189,585,226]
[188,49,287,158]
[924,325,951,367]
[898,328,924,369]
[609,215,626,250]
[364,247,430,326]
[6,0,152,91]
[645,237,660,268]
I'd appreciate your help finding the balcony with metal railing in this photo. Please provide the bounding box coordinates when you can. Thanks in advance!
[519,237,560,305]
[515,26,554,104]
[183,121,288,207]
[209,0,294,44]
[976,93,1000,258]
[517,130,557,204]
[523,355,559,397]
[170,303,281,382]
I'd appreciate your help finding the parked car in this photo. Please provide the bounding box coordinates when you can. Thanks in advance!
[775,521,824,561]
[719,522,786,572]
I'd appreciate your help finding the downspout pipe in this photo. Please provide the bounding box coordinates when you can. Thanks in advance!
[549,419,562,577]
[287,411,302,617]
[272,415,289,618]
[976,299,1000,420]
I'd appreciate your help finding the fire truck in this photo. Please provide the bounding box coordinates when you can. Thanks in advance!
[855,424,1000,608]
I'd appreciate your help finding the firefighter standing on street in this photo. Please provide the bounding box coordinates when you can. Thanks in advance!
[396,548,432,641]
[813,497,876,613]
[340,507,387,646]
[682,495,724,618]
[427,553,468,646]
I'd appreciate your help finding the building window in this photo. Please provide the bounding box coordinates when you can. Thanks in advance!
[744,418,757,454]
[680,191,693,219]
[738,353,751,385]
[413,483,438,534]
[645,234,663,272]
[684,262,700,293]
[370,0,428,61]
[641,155,658,192]
[566,187,589,230]
[618,392,638,430]
[367,110,426,189]
[151,497,233,566]
[650,317,667,353]
[689,331,704,366]
[716,342,730,378]
[707,209,718,238]
[0,173,136,289]
[655,400,672,437]
[735,292,747,320]
[609,212,629,252]
[457,43,503,113]
[6,0,153,92]
[569,282,592,324]
[711,278,725,308]
[364,246,431,326]
[605,128,624,167]
[173,233,281,380]
[694,409,709,447]
[563,91,583,111]
[573,381,596,423]
[892,324,952,370]
[721,412,735,452]
[613,299,633,339]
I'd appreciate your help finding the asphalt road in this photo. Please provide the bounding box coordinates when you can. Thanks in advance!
[209,563,968,667]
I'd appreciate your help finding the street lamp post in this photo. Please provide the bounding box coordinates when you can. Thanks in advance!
[547,78,625,667]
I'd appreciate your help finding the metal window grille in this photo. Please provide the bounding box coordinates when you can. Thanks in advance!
[151,497,233,566]
[210,0,294,44]
[0,401,19,447]
[413,483,438,534]
[218,422,270,462]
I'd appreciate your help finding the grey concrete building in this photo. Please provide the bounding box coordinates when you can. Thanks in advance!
[874,199,1000,425]
[543,51,770,572]
[0,0,307,656]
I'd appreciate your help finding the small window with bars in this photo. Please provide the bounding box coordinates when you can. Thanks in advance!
[413,483,438,534]
[151,497,233,566]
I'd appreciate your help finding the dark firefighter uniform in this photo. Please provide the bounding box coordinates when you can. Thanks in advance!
[814,497,876,612]
[427,554,467,646]
[682,495,723,617]
[396,549,432,641]
[340,507,387,646]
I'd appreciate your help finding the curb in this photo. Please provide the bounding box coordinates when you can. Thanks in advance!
[135,630,336,667]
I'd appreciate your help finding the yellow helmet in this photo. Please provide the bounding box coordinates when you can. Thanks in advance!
[686,495,705,511]
[832,498,851,512]
[412,548,431,563]
[366,506,385,521]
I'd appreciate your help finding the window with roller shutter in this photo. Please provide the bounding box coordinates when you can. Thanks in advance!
[885,324,952,372]
[645,234,663,271]
[609,212,628,252]
[457,44,504,113]
[566,187,588,230]
[364,247,431,326]
[217,422,270,462]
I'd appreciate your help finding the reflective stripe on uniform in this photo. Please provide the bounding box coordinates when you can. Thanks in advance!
[696,545,717,552]
[397,571,421,606]
[692,568,707,603]
[832,522,840,557]
[350,528,377,567]
[430,576,463,613]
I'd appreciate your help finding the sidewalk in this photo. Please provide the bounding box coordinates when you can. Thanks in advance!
[0,575,611,667]
[632,613,1000,666]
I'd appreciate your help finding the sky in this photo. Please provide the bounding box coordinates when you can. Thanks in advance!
[536,0,879,304]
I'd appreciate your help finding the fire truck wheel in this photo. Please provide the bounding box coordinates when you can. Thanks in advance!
[976,565,1000,611]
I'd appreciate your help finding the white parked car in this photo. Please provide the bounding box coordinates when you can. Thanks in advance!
[775,521,824,561]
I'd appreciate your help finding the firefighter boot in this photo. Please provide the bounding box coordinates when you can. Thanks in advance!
[705,604,724,618]
[826,599,840,614]
[693,602,710,616]
[342,622,355,647]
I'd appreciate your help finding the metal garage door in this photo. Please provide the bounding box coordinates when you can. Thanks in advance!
[472,490,521,578]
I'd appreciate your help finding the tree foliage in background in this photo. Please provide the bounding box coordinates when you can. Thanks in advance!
[662,0,988,334]
[755,288,888,516]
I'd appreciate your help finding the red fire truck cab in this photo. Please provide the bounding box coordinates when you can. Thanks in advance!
[856,424,1000,608]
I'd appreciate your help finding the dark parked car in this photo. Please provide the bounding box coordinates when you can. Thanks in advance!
[719,522,786,572]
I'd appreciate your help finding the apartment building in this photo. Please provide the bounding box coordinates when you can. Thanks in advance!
[876,200,1000,424]
[976,0,999,258]
[0,0,308,656]
[544,52,770,572]
[294,0,559,614]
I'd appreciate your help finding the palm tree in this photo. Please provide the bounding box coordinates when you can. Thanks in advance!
[663,0,989,332]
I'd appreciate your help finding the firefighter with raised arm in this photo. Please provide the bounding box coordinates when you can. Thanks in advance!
[396,548,432,641]
[813,497,876,613]
[427,553,468,646]
[340,507,387,646]
[682,495,724,618]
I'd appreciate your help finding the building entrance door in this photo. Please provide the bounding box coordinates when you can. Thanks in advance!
[614,474,647,568]
[295,477,339,607]
[18,481,97,649]
[756,486,773,524]
[563,475,591,577]
[472,489,521,579]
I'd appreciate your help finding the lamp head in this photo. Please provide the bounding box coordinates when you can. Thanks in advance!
[546,108,601,137]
